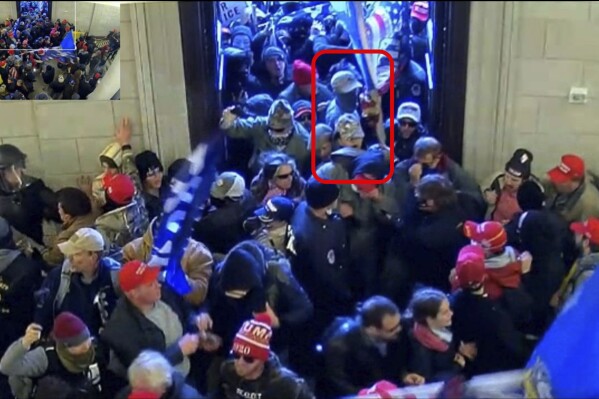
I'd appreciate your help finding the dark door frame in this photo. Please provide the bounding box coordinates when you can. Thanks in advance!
[179,1,471,162]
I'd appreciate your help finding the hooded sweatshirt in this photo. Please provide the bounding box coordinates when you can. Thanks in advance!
[483,246,523,300]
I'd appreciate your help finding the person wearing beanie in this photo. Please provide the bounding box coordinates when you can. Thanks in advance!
[244,93,274,117]
[481,148,543,223]
[292,99,312,130]
[544,153,599,223]
[196,240,312,389]
[0,312,106,399]
[278,59,333,120]
[134,150,167,221]
[94,172,149,261]
[216,314,315,399]
[116,350,202,399]
[231,25,253,52]
[123,215,213,307]
[314,123,334,165]
[320,296,422,398]
[250,151,306,205]
[449,246,530,376]
[101,260,206,393]
[0,216,42,394]
[192,171,257,257]
[463,220,532,302]
[254,45,291,99]
[220,98,310,176]
[34,227,120,338]
[288,177,353,377]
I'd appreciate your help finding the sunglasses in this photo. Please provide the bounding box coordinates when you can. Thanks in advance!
[276,173,293,180]
[233,353,256,364]
[400,120,416,127]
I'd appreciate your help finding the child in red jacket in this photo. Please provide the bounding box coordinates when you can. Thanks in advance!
[451,221,531,300]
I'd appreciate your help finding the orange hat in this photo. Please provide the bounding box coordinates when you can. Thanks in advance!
[547,154,585,184]
[463,221,507,253]
[570,217,599,246]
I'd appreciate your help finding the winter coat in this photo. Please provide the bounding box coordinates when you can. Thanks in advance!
[41,212,98,267]
[450,290,529,376]
[545,179,599,223]
[100,285,198,376]
[122,218,213,307]
[407,324,463,383]
[483,246,523,300]
[192,192,256,257]
[0,175,60,245]
[205,241,313,357]
[320,318,409,398]
[0,250,42,356]
[222,116,310,175]
[481,171,544,221]
[218,354,314,399]
[34,257,120,337]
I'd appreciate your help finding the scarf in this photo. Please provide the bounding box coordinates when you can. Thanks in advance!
[412,323,449,352]
[56,342,96,374]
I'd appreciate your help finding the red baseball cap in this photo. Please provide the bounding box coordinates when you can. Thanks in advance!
[352,174,378,194]
[119,260,161,293]
[455,245,486,289]
[358,380,398,399]
[463,221,507,253]
[547,154,585,184]
[570,217,599,246]
[103,173,135,205]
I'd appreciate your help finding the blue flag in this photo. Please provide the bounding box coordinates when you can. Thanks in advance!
[150,143,218,296]
[523,267,599,398]
[40,31,77,63]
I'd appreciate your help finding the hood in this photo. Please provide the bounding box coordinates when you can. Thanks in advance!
[485,246,518,270]
[0,248,19,273]
[219,240,266,292]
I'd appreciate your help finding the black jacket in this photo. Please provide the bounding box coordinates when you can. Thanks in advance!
[192,192,256,255]
[100,285,198,370]
[289,202,353,318]
[218,354,314,399]
[116,372,203,399]
[399,192,469,291]
[34,257,120,337]
[206,242,313,356]
[0,176,60,244]
[0,251,42,355]
[450,290,529,376]
[407,326,463,383]
[320,318,409,398]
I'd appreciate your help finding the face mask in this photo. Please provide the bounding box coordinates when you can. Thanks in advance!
[268,128,292,147]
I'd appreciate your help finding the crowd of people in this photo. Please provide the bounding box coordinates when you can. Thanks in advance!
[0,1,598,399]
[0,1,119,100]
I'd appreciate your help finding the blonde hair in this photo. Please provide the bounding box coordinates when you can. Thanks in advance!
[128,350,173,392]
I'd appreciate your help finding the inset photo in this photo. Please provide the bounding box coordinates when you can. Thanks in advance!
[0,1,120,100]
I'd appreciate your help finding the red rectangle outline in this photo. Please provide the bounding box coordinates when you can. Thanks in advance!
[310,48,395,185]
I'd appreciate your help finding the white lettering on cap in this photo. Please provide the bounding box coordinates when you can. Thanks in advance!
[135,263,148,276]
[558,163,571,174]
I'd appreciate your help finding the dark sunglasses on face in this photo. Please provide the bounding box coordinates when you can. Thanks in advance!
[276,173,293,180]
[400,120,416,128]
[233,353,256,364]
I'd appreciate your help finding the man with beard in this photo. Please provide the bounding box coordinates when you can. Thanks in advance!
[319,296,423,398]
[482,149,543,223]
[220,99,310,176]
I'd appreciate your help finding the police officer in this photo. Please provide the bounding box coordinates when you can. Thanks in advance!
[0,144,61,246]
[287,177,353,377]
